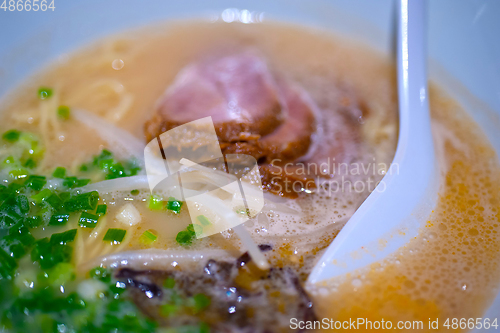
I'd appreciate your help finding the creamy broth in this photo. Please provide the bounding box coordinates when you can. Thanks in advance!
[1,21,398,273]
[0,20,499,332]
[312,89,500,331]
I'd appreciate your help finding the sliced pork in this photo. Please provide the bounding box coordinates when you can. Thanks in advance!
[145,53,283,143]
[144,52,366,197]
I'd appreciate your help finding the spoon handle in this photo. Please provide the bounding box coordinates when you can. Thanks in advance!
[397,0,433,159]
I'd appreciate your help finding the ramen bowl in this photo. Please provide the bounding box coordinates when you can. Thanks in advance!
[1,0,499,331]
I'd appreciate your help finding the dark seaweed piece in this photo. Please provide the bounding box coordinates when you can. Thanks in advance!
[116,268,163,299]
[118,257,318,333]
[203,259,234,281]
[236,244,273,267]
[282,267,317,324]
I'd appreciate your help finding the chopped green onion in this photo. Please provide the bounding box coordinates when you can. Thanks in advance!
[23,158,37,169]
[105,162,127,179]
[89,266,111,283]
[57,105,71,120]
[16,195,30,214]
[166,197,183,214]
[196,215,211,226]
[3,156,14,165]
[26,215,43,228]
[45,193,63,210]
[20,132,42,151]
[98,158,114,171]
[2,129,21,143]
[93,149,113,165]
[65,191,99,212]
[45,262,75,287]
[109,280,128,295]
[164,277,175,289]
[175,230,193,245]
[176,224,199,246]
[140,229,157,245]
[130,189,140,196]
[58,191,71,202]
[50,229,77,245]
[78,212,99,228]
[31,238,73,269]
[192,224,203,237]
[160,303,178,317]
[192,293,211,313]
[148,195,163,211]
[8,169,29,180]
[8,222,35,246]
[96,204,107,216]
[63,176,91,188]
[30,188,52,202]
[38,87,53,99]
[82,149,142,180]
[52,167,66,178]
[9,243,26,259]
[8,182,23,193]
[103,228,126,244]
[186,224,196,235]
[23,175,46,191]
[0,248,18,279]
[49,212,70,226]
[31,188,52,203]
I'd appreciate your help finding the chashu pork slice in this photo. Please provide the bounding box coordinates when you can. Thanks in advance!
[145,53,284,143]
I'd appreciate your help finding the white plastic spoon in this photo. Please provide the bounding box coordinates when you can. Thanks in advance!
[308,0,437,284]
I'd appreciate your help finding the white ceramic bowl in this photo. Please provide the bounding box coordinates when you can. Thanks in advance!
[1,0,499,328]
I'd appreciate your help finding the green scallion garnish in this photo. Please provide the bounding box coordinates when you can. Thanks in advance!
[148,195,163,211]
[81,149,141,180]
[96,204,107,216]
[196,215,211,226]
[49,212,70,226]
[50,229,77,245]
[23,158,37,169]
[2,129,21,143]
[31,188,52,202]
[66,191,99,212]
[103,228,126,243]
[63,176,91,188]
[140,229,157,245]
[38,87,53,99]
[166,197,183,214]
[175,230,193,245]
[0,248,18,279]
[161,303,178,317]
[52,167,66,178]
[130,189,140,196]
[46,193,63,210]
[3,156,14,165]
[8,222,35,246]
[23,175,46,191]
[78,212,99,228]
[31,237,73,269]
[164,277,175,289]
[8,169,28,180]
[89,266,111,283]
[175,224,200,246]
[192,293,211,313]
[57,105,71,120]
